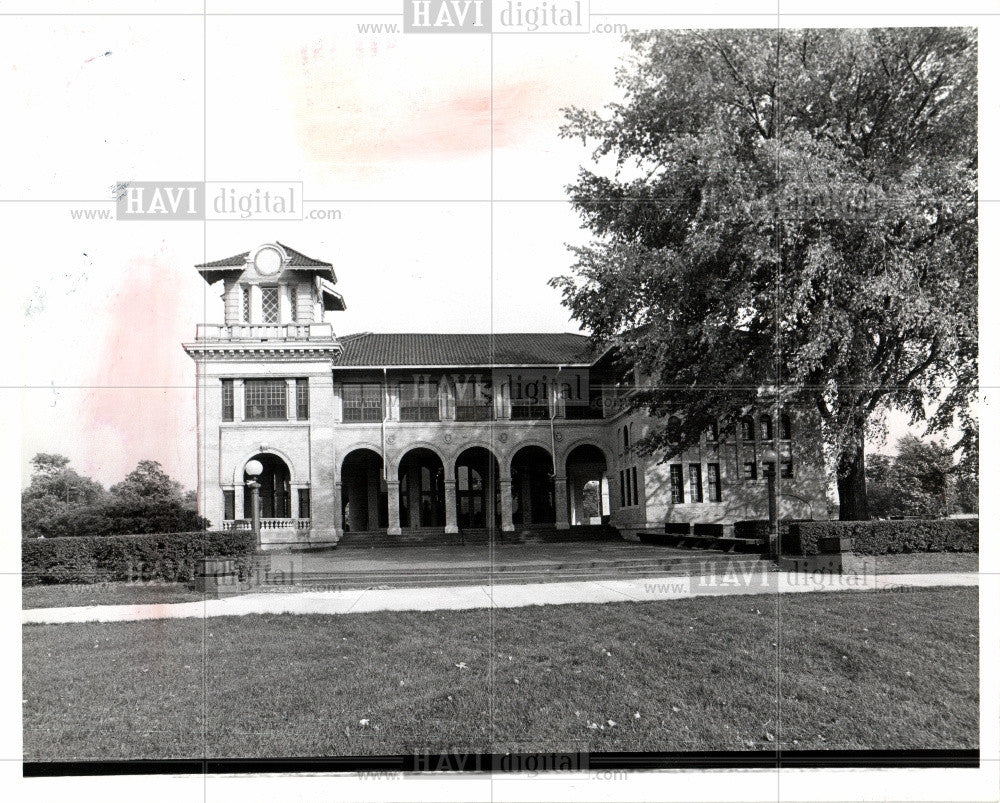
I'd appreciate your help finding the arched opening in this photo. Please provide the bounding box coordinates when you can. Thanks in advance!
[398,448,446,528]
[565,444,609,526]
[244,453,291,519]
[341,449,387,532]
[511,445,555,526]
[455,447,500,531]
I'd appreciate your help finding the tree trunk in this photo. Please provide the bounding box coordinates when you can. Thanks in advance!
[837,440,870,521]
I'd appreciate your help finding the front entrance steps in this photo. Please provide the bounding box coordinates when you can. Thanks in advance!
[270,544,775,591]
[336,523,619,549]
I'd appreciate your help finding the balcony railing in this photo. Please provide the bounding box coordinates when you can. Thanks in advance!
[222,518,311,531]
[196,323,334,341]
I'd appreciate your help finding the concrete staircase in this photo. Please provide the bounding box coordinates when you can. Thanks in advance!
[335,524,620,549]
[292,551,774,591]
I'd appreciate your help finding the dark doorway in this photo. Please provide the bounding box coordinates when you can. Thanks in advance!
[244,453,291,519]
[398,448,446,528]
[455,447,500,530]
[510,445,555,526]
[341,449,388,532]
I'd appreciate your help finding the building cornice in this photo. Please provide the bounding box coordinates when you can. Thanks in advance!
[183,341,343,360]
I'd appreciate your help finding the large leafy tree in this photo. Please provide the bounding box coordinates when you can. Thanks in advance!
[553,28,977,519]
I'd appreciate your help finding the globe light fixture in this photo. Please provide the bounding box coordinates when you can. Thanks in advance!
[245,459,264,551]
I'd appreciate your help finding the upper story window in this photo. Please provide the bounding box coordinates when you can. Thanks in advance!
[622,426,630,452]
[740,415,755,441]
[241,285,250,323]
[221,379,234,422]
[400,381,440,422]
[343,383,383,422]
[261,286,279,324]
[705,420,719,443]
[759,414,773,441]
[288,286,298,322]
[245,379,287,420]
[455,377,494,421]
[510,392,549,420]
[666,416,682,444]
[780,413,792,440]
[295,378,309,420]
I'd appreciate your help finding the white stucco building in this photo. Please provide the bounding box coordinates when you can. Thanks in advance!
[184,243,828,547]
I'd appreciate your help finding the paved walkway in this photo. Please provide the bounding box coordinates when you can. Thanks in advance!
[22,571,978,625]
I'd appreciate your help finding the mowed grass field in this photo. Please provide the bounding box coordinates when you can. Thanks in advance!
[23,587,978,759]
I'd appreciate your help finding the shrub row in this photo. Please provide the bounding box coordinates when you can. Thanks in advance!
[786,519,979,556]
[22,530,256,585]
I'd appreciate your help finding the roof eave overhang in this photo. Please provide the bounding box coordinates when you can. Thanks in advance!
[332,362,595,371]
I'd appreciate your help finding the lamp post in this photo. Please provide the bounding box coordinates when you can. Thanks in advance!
[245,459,263,552]
[761,447,779,557]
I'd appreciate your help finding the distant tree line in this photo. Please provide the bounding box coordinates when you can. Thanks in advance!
[21,454,208,538]
[866,436,978,519]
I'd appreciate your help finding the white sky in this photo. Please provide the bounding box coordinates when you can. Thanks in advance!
[7,14,964,490]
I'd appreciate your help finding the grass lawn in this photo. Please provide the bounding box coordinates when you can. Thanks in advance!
[23,587,978,760]
[22,582,204,609]
[844,552,978,575]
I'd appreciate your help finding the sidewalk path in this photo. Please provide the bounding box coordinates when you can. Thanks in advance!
[22,571,979,626]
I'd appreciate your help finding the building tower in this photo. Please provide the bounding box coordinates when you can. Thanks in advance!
[183,242,345,544]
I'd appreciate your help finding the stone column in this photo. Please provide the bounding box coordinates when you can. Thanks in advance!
[444,479,458,534]
[499,478,515,532]
[554,475,570,530]
[386,479,402,535]
[332,481,344,541]
[367,464,380,531]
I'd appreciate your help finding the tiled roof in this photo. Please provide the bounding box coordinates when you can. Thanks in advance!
[335,332,599,368]
[195,242,335,283]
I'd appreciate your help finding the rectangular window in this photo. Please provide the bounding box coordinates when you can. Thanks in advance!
[743,461,758,481]
[343,383,383,422]
[244,379,287,420]
[781,460,794,479]
[669,465,684,504]
[510,392,550,420]
[619,471,626,508]
[399,381,440,422]
[455,377,494,421]
[631,466,639,506]
[707,463,721,502]
[288,286,298,322]
[221,379,234,422]
[762,461,776,478]
[688,464,703,503]
[241,285,250,322]
[261,286,279,324]
[223,490,235,521]
[297,488,311,520]
[705,420,719,443]
[780,414,792,441]
[625,467,632,506]
[296,378,309,420]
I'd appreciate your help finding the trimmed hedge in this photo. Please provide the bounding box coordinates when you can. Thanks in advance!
[787,519,979,556]
[664,522,692,535]
[22,530,256,586]
[734,519,775,539]
[692,523,725,538]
